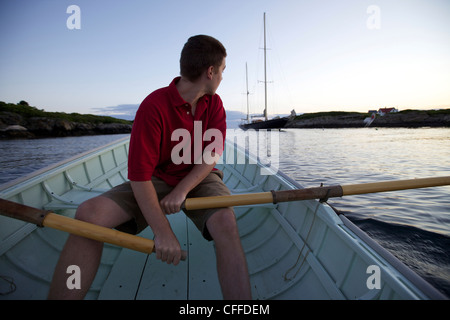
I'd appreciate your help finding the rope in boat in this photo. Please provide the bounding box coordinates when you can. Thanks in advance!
[0,275,16,295]
[283,200,321,281]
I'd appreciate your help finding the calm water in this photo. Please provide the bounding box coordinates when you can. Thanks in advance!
[275,128,450,297]
[0,134,130,184]
[0,128,449,297]
[276,128,450,236]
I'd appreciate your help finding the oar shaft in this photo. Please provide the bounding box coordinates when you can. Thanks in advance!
[184,186,344,210]
[185,192,274,210]
[184,186,343,210]
[342,176,450,196]
[0,198,48,226]
[184,176,450,210]
[0,199,187,260]
[42,212,155,254]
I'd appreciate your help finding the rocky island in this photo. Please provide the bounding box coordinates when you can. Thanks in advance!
[2,101,449,138]
[285,109,450,129]
[0,101,133,139]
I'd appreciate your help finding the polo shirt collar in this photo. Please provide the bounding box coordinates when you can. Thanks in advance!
[168,77,187,108]
[168,77,210,117]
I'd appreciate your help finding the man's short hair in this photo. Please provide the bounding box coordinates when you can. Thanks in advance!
[180,35,227,82]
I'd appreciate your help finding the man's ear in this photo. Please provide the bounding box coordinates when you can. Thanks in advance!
[206,66,214,80]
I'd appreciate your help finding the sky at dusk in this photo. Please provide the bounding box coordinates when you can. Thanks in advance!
[1,0,449,119]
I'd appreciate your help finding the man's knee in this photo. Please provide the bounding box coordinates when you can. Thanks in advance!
[75,198,102,224]
[207,208,239,240]
[74,196,127,228]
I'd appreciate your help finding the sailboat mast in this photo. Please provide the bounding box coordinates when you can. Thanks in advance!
[263,12,268,121]
[246,62,249,123]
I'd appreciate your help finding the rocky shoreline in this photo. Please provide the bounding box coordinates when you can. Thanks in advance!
[2,101,449,139]
[0,113,132,139]
[0,102,132,139]
[285,110,450,129]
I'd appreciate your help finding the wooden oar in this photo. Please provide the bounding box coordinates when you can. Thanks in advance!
[184,176,450,210]
[0,198,187,260]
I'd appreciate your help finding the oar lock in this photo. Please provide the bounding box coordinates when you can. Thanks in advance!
[318,183,332,203]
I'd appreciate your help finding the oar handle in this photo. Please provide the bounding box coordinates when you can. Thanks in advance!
[0,197,49,226]
[0,199,187,260]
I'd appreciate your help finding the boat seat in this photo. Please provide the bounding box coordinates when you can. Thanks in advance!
[42,181,106,211]
[41,168,125,211]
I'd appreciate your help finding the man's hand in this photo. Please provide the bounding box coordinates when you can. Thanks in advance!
[160,189,187,215]
[154,231,182,265]
[159,160,219,215]
[130,180,182,266]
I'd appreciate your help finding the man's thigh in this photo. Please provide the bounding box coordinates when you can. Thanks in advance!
[100,179,173,234]
[184,170,235,241]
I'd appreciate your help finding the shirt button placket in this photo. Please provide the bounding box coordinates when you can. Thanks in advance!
[185,104,191,116]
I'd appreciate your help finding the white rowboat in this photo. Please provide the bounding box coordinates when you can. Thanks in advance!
[0,137,446,299]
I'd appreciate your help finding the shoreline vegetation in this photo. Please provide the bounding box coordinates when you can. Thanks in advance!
[1,101,132,139]
[1,101,449,139]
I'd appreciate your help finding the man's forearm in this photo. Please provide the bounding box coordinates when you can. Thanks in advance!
[130,180,172,237]
[173,152,220,196]
[130,180,182,264]
[158,153,220,214]
[174,162,215,196]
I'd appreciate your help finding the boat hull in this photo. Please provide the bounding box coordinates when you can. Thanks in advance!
[0,137,446,299]
[239,118,288,130]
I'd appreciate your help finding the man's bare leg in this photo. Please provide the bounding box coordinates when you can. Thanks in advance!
[207,208,252,300]
[47,196,131,299]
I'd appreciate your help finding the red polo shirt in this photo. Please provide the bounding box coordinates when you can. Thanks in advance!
[128,77,227,186]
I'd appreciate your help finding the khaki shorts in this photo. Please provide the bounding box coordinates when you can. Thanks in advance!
[101,170,233,241]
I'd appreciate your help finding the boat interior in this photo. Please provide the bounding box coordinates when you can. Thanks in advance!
[0,137,442,299]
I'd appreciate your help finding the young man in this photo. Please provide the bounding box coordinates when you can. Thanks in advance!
[48,35,252,300]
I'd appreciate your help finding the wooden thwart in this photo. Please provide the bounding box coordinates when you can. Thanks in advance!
[184,176,450,210]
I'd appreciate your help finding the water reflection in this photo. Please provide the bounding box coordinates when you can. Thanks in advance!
[276,128,450,236]
[0,134,130,184]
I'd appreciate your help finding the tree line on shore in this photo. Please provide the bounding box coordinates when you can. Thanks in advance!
[0,101,132,139]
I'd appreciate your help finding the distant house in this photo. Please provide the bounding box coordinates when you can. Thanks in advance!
[378,108,398,116]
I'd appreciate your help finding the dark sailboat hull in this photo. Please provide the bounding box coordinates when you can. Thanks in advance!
[239,117,288,130]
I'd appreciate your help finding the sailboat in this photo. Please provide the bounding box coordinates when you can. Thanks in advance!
[239,13,289,130]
